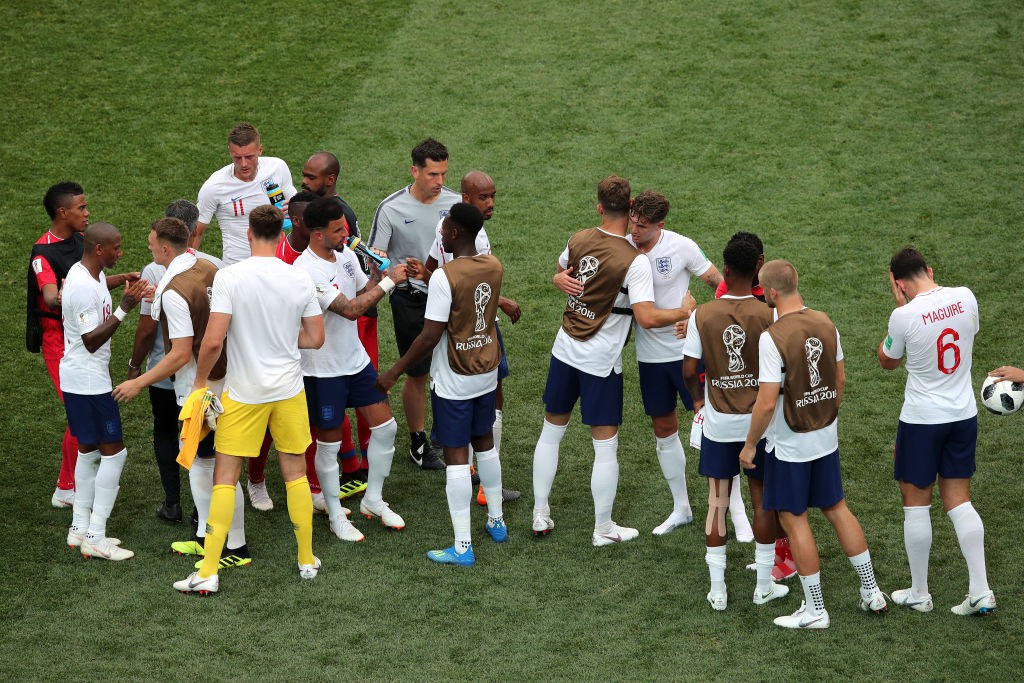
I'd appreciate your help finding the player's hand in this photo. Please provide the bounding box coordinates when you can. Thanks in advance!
[126,365,141,380]
[112,379,141,403]
[989,366,1024,383]
[674,318,689,339]
[682,290,697,315]
[554,267,583,297]
[889,272,908,307]
[692,398,705,414]
[405,257,425,281]
[370,246,387,258]
[120,279,154,311]
[498,296,521,323]
[375,370,397,394]
[388,263,409,285]
[739,444,757,470]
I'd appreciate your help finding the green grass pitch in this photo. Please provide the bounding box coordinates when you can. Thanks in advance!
[1,1,1022,679]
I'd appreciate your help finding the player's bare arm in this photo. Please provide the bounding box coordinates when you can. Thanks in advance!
[126,314,159,380]
[739,380,779,469]
[673,291,697,338]
[632,299,693,330]
[80,279,153,353]
[375,319,445,394]
[297,313,325,350]
[332,264,408,320]
[406,257,430,283]
[190,221,208,249]
[989,366,1024,383]
[114,336,193,402]
[698,265,724,290]
[878,339,902,370]
[498,296,521,323]
[41,282,61,311]
[105,271,141,290]
[682,356,704,413]
[191,311,229,391]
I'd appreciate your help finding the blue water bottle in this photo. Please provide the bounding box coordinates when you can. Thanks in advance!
[265,182,293,230]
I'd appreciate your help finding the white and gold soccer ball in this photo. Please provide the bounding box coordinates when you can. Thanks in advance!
[980,375,1024,415]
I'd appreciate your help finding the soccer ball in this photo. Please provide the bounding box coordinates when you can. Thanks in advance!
[980,376,1024,415]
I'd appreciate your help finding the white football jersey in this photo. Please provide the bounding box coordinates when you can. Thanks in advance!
[294,247,371,378]
[197,157,296,266]
[882,286,978,424]
[60,262,113,395]
[630,230,712,363]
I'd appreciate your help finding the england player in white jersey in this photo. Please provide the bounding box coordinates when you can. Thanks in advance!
[61,223,151,561]
[878,247,994,616]
[193,122,296,265]
[294,197,410,542]
[532,177,694,546]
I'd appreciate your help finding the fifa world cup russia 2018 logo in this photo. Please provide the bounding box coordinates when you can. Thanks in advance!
[473,283,492,332]
[722,324,746,373]
[805,337,823,387]
[575,256,599,293]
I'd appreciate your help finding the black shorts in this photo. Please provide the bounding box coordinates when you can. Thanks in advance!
[390,288,431,378]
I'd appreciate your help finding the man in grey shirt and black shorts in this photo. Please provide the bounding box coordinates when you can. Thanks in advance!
[369,138,460,470]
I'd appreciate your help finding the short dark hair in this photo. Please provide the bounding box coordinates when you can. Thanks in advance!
[630,191,670,223]
[165,199,200,233]
[288,189,319,221]
[249,204,283,239]
[444,202,484,237]
[597,176,631,216]
[303,196,345,231]
[723,238,759,278]
[412,138,448,167]
[43,181,84,220]
[729,231,764,256]
[151,217,190,250]
[228,121,260,147]
[890,247,929,280]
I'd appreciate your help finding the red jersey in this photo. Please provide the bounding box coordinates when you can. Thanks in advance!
[275,233,303,264]
[715,279,764,300]
[31,232,67,359]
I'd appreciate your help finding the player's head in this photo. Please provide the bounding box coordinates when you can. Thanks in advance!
[227,122,262,182]
[597,176,631,218]
[287,189,319,239]
[729,231,766,278]
[302,152,340,196]
[758,259,799,307]
[83,222,122,269]
[165,199,200,235]
[44,181,89,230]
[248,204,283,242]
[889,247,930,281]
[148,217,190,267]
[304,196,349,251]
[629,190,668,247]
[440,202,484,253]
[411,138,449,198]
[722,237,759,283]
[460,171,496,220]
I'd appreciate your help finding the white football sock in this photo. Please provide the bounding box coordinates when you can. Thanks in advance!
[366,418,397,508]
[799,572,826,615]
[446,464,473,553]
[948,501,989,596]
[314,439,344,524]
[755,542,775,592]
[190,456,215,540]
[706,545,727,594]
[71,449,100,533]
[493,409,503,455]
[87,448,127,540]
[591,434,619,528]
[729,474,752,538]
[903,505,932,597]
[226,482,246,550]
[848,549,879,592]
[475,447,503,520]
[656,432,691,515]
[532,420,566,513]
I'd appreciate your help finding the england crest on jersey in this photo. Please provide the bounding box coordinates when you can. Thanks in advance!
[656,256,672,276]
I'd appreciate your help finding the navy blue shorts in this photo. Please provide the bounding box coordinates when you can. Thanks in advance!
[303,363,386,429]
[638,360,695,415]
[496,320,510,381]
[542,355,623,426]
[894,417,977,488]
[431,389,497,448]
[763,449,844,515]
[698,435,766,480]
[64,391,123,445]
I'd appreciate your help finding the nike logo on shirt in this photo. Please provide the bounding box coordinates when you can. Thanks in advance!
[404,219,415,224]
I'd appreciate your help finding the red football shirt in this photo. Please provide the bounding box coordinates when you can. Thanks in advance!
[32,231,67,359]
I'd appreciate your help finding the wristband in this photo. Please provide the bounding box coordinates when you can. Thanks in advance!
[113,306,127,322]
[379,276,396,294]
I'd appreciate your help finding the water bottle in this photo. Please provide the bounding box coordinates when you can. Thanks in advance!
[265,182,293,230]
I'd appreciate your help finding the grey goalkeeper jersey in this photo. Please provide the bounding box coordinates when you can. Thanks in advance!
[368,185,460,293]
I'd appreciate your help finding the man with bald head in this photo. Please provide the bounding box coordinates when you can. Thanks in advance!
[61,223,151,560]
[408,170,522,505]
